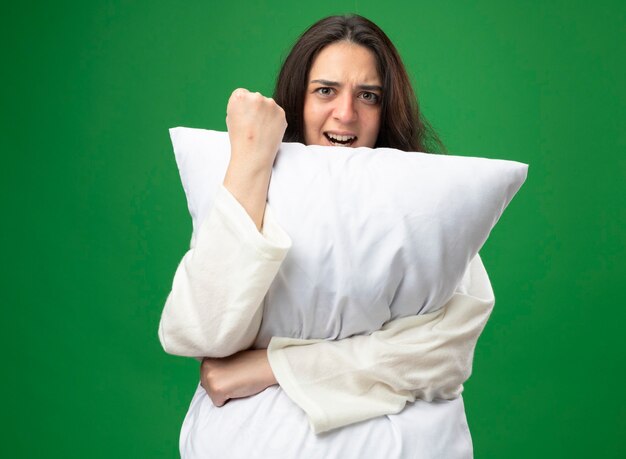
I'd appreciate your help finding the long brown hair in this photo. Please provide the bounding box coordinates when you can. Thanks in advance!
[273,14,447,153]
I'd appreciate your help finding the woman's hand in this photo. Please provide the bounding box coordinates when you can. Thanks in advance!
[226,88,287,174]
[200,348,278,407]
[223,88,288,230]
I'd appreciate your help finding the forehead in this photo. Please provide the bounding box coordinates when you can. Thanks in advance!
[308,41,381,84]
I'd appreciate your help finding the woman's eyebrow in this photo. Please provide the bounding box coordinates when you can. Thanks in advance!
[310,79,340,87]
[358,84,383,92]
[310,79,382,91]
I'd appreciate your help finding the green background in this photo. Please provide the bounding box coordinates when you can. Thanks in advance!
[2,0,624,457]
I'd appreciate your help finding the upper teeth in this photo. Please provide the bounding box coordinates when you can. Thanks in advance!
[328,134,356,142]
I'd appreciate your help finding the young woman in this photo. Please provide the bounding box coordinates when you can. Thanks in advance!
[159,14,494,458]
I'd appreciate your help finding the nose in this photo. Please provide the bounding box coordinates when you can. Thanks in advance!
[332,93,357,124]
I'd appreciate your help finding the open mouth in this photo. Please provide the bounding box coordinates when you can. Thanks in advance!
[324,132,357,146]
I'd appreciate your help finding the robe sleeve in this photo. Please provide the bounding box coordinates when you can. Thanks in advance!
[267,255,495,434]
[158,185,292,358]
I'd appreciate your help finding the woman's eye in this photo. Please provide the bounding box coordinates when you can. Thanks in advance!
[360,92,380,104]
[316,87,333,96]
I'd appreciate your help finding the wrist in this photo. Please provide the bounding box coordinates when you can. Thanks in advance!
[223,166,272,231]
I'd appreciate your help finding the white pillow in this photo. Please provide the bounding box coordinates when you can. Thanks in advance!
[170,127,527,339]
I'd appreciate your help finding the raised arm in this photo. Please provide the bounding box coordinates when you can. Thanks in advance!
[158,88,288,358]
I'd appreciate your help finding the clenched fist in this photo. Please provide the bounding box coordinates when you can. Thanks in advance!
[200,348,278,407]
[226,88,287,175]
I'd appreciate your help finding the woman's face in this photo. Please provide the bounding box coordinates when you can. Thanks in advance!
[303,41,382,148]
